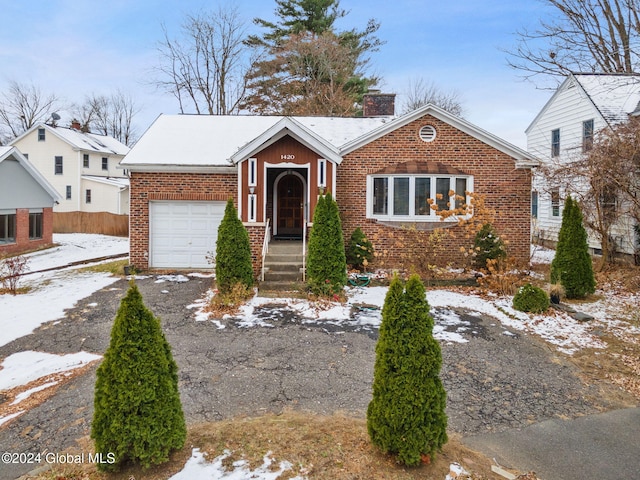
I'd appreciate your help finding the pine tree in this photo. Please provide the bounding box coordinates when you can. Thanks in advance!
[367,275,448,466]
[551,196,596,299]
[243,0,382,115]
[215,198,254,294]
[346,227,374,271]
[91,282,186,471]
[306,193,347,295]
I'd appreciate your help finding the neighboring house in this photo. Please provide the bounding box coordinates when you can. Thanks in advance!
[526,73,640,256]
[0,146,60,256]
[9,122,130,215]
[121,95,537,273]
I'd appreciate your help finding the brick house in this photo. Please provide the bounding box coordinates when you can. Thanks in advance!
[121,96,537,274]
[1,146,60,256]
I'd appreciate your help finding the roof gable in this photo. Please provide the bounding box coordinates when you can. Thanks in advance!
[574,73,640,124]
[0,146,61,201]
[230,117,341,164]
[526,73,640,133]
[342,103,537,168]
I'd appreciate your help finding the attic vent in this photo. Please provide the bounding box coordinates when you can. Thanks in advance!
[419,125,437,142]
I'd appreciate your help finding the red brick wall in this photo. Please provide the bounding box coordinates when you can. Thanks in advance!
[129,116,532,274]
[0,207,54,256]
[129,172,237,270]
[336,115,532,267]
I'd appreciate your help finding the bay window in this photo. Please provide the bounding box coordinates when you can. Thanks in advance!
[368,175,472,220]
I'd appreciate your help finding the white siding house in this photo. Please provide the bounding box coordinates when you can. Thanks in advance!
[10,123,130,214]
[526,73,640,256]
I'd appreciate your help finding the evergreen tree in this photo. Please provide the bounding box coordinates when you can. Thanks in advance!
[346,227,374,271]
[91,282,186,471]
[551,196,596,299]
[215,198,254,294]
[367,275,448,466]
[473,223,507,270]
[244,0,382,115]
[306,193,347,295]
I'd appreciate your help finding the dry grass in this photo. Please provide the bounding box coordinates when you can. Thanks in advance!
[33,411,508,480]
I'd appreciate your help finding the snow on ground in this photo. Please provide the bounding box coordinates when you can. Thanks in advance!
[170,448,307,480]
[1,234,127,347]
[0,351,101,390]
[0,270,118,347]
[191,283,613,354]
[530,244,556,264]
[0,351,101,425]
[22,233,128,273]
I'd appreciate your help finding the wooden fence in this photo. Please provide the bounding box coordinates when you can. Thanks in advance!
[54,212,129,236]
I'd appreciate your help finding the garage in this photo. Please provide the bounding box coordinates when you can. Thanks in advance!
[149,201,226,269]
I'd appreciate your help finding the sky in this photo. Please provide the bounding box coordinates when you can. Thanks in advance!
[0,0,559,149]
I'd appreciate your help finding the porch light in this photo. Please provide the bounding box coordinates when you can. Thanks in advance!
[249,186,255,194]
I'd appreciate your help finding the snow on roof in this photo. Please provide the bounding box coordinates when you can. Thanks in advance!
[121,114,392,168]
[574,74,640,124]
[48,126,130,155]
[82,175,129,188]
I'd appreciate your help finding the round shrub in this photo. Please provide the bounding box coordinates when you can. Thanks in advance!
[512,283,550,313]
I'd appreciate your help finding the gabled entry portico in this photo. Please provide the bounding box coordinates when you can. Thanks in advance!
[233,118,340,236]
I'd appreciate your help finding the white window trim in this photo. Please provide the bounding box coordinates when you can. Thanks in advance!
[248,158,257,187]
[317,158,326,187]
[366,174,473,222]
[248,193,257,222]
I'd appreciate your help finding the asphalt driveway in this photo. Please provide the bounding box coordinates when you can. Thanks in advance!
[0,274,627,479]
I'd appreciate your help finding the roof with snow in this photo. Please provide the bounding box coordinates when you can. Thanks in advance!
[121,114,392,169]
[122,105,537,171]
[11,124,130,156]
[82,175,129,189]
[526,73,640,133]
[574,73,640,124]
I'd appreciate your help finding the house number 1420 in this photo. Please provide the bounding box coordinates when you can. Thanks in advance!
[280,154,295,160]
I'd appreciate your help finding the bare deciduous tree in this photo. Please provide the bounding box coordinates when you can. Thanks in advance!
[401,78,464,116]
[74,90,140,146]
[508,0,640,84]
[541,117,640,267]
[0,81,62,143]
[153,6,251,115]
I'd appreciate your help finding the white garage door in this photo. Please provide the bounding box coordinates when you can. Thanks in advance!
[149,201,226,269]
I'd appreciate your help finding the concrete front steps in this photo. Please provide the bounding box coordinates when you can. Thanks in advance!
[259,240,306,293]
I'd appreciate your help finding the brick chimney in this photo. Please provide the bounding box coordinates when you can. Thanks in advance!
[70,120,82,130]
[363,91,396,117]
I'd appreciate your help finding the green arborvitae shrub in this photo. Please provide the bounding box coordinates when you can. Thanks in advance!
[215,198,254,294]
[512,283,550,313]
[306,193,347,296]
[91,282,186,471]
[473,223,507,270]
[346,227,374,271]
[550,196,596,299]
[367,275,448,466]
